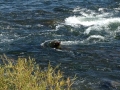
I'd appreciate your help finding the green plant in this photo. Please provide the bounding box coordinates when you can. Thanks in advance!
[0,55,76,90]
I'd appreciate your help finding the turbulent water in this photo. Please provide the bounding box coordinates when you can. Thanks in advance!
[0,0,120,89]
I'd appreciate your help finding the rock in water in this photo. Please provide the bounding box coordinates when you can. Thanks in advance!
[100,79,120,90]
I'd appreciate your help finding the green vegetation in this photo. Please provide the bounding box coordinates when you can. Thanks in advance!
[0,55,75,90]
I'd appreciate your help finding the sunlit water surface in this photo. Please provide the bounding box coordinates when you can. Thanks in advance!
[0,0,120,90]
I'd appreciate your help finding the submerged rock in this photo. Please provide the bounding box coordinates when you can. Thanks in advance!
[100,79,120,90]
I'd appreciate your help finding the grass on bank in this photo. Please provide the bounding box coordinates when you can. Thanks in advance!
[0,55,75,90]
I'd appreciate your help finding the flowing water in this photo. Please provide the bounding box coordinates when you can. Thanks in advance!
[0,0,120,89]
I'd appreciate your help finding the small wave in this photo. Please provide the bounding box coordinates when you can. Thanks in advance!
[61,41,80,45]
[64,14,120,43]
[65,16,120,27]
[0,33,15,44]
[87,35,105,40]
[80,35,105,44]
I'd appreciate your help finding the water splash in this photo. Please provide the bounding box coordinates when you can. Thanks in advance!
[65,16,120,27]
[63,10,120,44]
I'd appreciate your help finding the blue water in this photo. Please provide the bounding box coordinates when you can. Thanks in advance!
[0,0,120,89]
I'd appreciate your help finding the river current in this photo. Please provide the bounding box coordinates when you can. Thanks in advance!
[0,0,120,90]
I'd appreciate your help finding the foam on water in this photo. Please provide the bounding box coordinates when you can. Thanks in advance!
[87,35,105,40]
[65,16,120,27]
[61,40,80,45]
[0,34,13,44]
[0,32,23,43]
[64,7,120,44]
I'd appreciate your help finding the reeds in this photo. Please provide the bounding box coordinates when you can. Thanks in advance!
[0,55,75,90]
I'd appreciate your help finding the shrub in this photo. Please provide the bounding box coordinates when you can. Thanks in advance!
[0,55,75,90]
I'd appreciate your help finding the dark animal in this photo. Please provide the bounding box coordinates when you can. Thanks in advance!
[49,40,61,49]
[41,40,61,49]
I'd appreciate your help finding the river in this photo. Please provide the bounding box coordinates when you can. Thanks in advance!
[0,0,120,90]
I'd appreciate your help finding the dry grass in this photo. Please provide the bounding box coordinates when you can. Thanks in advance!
[0,55,75,90]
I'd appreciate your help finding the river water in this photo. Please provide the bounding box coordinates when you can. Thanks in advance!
[0,0,120,90]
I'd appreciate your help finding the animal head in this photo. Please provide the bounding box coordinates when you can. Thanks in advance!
[49,41,61,49]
